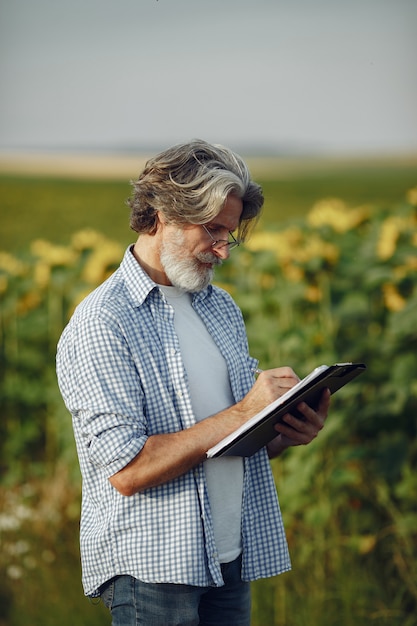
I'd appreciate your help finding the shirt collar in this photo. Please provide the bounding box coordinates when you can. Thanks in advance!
[121,245,213,306]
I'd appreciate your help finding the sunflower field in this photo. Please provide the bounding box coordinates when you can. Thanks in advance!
[0,168,416,626]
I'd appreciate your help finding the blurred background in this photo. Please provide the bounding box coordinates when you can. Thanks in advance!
[1,0,417,157]
[1,1,416,625]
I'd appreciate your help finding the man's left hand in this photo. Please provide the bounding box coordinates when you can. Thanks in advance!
[267,388,330,458]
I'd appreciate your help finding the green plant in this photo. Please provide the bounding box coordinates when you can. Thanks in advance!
[218,190,417,625]
[0,184,416,625]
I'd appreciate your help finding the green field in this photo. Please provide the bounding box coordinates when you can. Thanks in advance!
[1,155,416,252]
[1,155,417,626]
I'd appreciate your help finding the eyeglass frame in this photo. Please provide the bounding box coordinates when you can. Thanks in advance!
[201,224,241,252]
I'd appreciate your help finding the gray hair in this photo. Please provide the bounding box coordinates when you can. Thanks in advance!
[127,139,264,241]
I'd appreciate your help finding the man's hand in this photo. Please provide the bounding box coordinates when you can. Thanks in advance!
[237,367,301,417]
[109,366,328,494]
[267,387,330,458]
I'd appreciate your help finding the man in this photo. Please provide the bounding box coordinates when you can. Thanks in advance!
[56,139,329,626]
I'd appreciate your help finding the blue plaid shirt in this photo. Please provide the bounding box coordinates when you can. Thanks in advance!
[56,246,291,597]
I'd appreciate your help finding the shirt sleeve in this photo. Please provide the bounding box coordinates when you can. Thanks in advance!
[58,309,148,477]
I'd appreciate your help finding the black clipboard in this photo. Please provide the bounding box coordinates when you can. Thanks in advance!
[206,362,366,458]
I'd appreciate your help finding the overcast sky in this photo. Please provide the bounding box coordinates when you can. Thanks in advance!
[1,0,416,155]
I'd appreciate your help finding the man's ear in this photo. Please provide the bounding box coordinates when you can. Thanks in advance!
[156,211,166,227]
[151,212,163,235]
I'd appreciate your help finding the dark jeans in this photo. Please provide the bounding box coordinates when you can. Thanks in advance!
[100,555,251,626]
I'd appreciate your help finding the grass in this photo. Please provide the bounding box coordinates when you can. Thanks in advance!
[258,159,417,226]
[1,154,416,253]
[0,176,133,253]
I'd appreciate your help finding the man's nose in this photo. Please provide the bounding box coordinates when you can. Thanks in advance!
[213,245,230,260]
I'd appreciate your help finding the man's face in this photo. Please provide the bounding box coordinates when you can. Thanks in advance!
[160,194,243,292]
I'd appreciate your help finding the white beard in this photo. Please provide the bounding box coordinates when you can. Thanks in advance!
[160,229,222,292]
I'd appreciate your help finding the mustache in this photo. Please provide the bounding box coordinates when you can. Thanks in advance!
[196,251,223,266]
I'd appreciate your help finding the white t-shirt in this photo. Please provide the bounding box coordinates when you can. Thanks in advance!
[159,285,243,564]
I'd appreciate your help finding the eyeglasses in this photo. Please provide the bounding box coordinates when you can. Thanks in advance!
[201,225,241,252]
